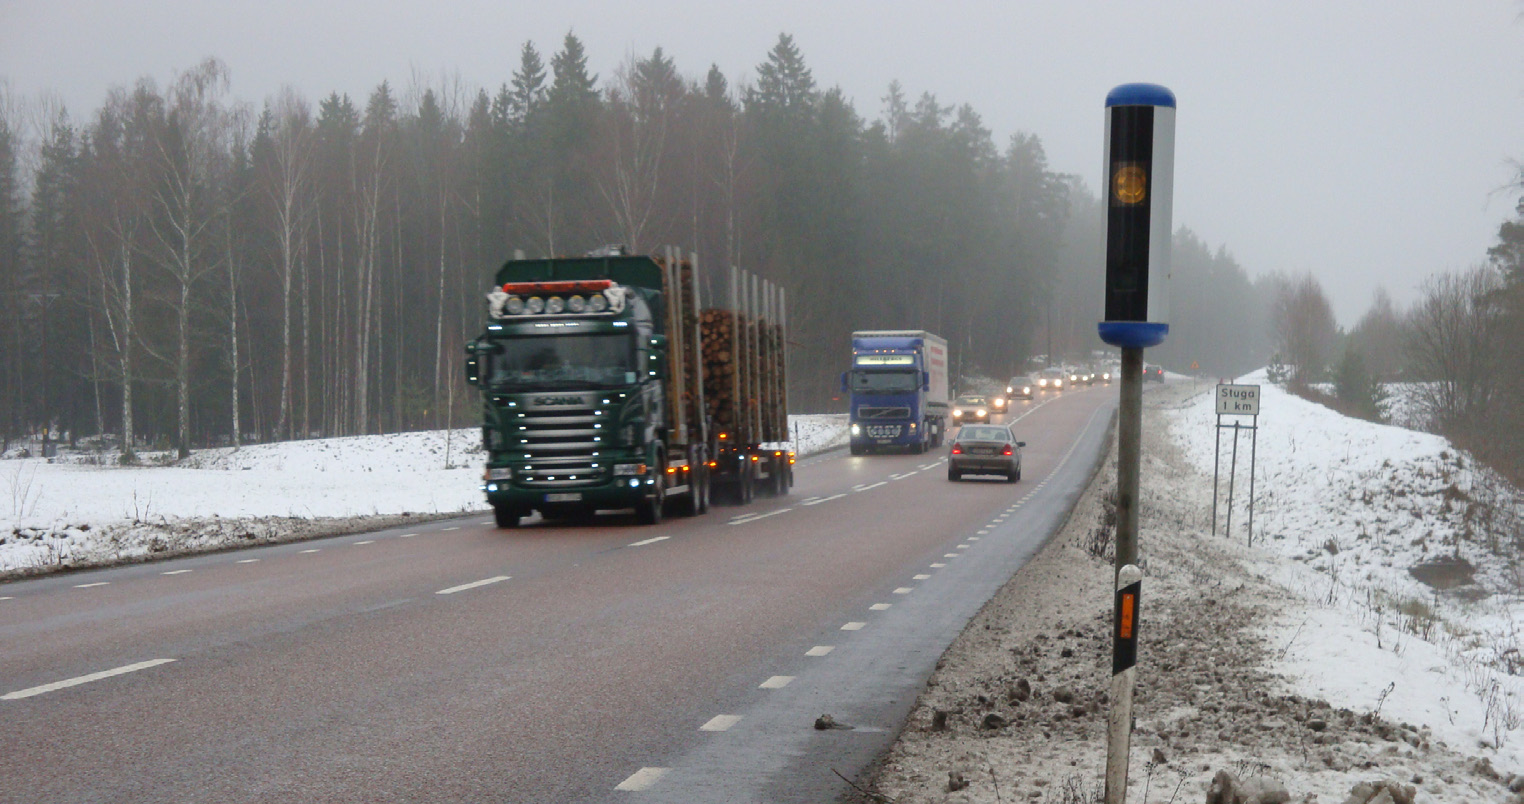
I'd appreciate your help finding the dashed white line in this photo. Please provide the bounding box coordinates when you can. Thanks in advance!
[436,575,511,595]
[162,569,193,576]
[443,527,460,532]
[930,563,947,568]
[956,544,970,549]
[969,537,980,541]
[913,574,931,580]
[399,532,419,538]
[854,481,887,492]
[3,658,175,701]
[727,508,792,526]
[890,471,918,480]
[978,529,991,534]
[73,582,109,589]
[0,596,12,601]
[800,493,846,506]
[353,541,374,546]
[800,496,823,505]
[806,645,835,656]
[841,622,867,631]
[759,676,794,689]
[615,768,669,791]
[628,536,670,547]
[870,603,892,611]
[944,553,960,558]
[893,587,914,595]
[700,714,742,732]
[237,559,260,563]
[300,549,320,554]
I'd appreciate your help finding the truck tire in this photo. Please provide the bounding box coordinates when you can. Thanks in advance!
[740,464,755,505]
[773,457,790,496]
[849,442,864,456]
[493,504,521,529]
[677,467,709,516]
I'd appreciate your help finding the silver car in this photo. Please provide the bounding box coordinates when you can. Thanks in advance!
[948,424,1025,482]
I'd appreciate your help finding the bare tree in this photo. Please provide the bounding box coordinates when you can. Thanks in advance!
[1404,264,1503,433]
[141,58,237,458]
[257,86,316,441]
[598,48,684,252]
[1268,273,1338,387]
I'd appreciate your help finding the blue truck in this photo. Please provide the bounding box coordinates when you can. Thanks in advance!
[842,330,951,455]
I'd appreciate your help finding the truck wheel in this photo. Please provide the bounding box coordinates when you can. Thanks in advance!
[677,467,708,516]
[636,492,663,525]
[740,465,755,504]
[773,458,790,496]
[493,504,521,529]
[849,443,864,456]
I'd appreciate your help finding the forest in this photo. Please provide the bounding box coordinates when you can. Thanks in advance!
[0,33,1269,458]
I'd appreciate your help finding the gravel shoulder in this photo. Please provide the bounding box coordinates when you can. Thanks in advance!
[860,382,1518,804]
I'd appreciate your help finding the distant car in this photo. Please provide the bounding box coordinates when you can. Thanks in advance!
[989,393,1009,414]
[1035,370,1065,392]
[1145,364,1165,383]
[948,424,1024,482]
[1098,368,1113,383]
[1006,376,1035,400]
[951,395,992,424]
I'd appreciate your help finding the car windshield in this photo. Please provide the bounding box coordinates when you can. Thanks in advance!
[955,396,985,405]
[483,332,637,389]
[849,369,919,393]
[958,426,1008,442]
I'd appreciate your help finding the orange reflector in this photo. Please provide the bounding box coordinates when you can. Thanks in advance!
[667,467,676,473]
[719,433,728,440]
[1119,593,1135,639]
[751,456,759,461]
[707,461,717,468]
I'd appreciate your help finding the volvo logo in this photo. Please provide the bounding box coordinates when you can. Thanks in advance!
[534,396,584,406]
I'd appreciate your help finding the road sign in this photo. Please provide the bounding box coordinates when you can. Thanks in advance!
[1190,360,1199,370]
[1215,384,1260,416]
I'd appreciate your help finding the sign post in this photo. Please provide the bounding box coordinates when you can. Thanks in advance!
[1096,82,1175,804]
[1212,383,1261,544]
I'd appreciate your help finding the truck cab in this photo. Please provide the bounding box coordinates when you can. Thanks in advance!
[843,331,949,455]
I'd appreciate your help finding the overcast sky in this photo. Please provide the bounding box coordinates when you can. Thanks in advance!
[3,0,1522,325]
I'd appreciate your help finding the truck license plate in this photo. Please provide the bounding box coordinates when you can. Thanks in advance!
[545,492,582,502]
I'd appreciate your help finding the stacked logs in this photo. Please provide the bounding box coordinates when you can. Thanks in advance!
[699,308,786,443]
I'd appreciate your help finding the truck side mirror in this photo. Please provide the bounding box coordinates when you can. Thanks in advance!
[923,371,931,391]
[840,371,849,393]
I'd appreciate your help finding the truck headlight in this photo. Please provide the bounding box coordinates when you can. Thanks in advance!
[850,423,861,435]
[614,463,648,476]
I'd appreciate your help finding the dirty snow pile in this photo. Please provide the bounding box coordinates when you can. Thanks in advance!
[868,377,1524,803]
[0,415,848,577]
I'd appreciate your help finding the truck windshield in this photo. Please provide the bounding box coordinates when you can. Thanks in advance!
[484,333,637,389]
[850,369,919,394]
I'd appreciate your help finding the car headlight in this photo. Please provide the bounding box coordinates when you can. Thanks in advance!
[850,423,861,435]
[613,463,648,476]
[994,398,1005,407]
[953,408,963,417]
[976,409,987,417]
[1022,386,1031,394]
[1006,386,1013,393]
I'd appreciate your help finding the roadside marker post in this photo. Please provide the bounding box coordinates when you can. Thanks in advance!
[1105,565,1143,798]
[1096,82,1175,804]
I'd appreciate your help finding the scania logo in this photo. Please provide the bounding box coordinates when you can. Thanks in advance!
[534,396,584,406]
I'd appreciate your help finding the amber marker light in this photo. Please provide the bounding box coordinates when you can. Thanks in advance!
[1113,165,1147,205]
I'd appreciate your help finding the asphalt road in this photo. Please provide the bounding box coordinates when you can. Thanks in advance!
[0,385,1116,804]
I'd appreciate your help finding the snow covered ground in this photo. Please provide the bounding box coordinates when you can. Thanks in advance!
[0,414,848,577]
[1176,371,1524,775]
[870,374,1524,803]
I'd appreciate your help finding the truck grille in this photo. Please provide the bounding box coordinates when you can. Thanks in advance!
[857,406,911,419]
[508,401,609,488]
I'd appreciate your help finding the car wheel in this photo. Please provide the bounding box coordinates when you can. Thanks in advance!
[1006,466,1018,483]
[947,468,961,482]
[1015,464,1022,481]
